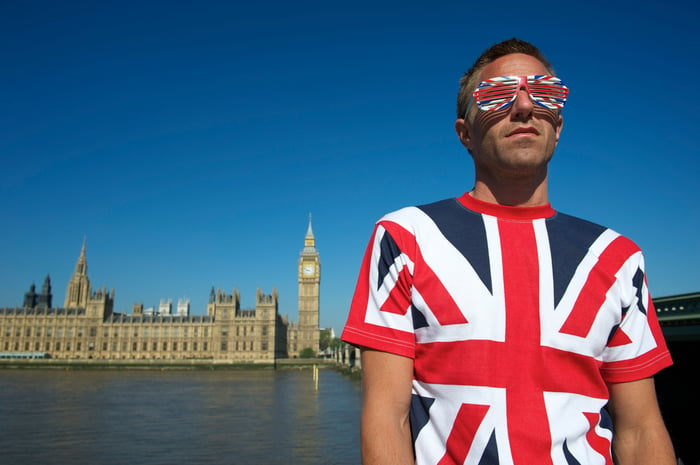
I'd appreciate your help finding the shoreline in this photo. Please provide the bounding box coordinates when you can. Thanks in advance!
[0,358,361,376]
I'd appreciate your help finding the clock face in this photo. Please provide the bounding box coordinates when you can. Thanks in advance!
[303,264,315,276]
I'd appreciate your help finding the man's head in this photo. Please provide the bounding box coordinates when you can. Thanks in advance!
[454,39,565,198]
[456,38,556,121]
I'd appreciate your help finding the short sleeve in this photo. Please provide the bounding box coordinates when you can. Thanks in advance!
[341,221,417,359]
[600,251,672,382]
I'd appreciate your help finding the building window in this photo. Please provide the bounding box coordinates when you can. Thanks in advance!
[173,342,177,351]
[26,328,31,337]
[221,341,227,351]
[90,327,96,337]
[203,342,208,351]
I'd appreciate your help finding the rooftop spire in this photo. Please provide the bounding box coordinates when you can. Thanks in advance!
[303,213,316,251]
[306,213,314,237]
[74,237,88,275]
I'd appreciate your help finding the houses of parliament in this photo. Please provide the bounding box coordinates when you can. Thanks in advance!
[0,220,321,363]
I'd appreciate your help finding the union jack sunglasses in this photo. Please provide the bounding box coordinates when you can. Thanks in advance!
[467,75,569,114]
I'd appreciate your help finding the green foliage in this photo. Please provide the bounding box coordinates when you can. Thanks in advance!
[299,347,316,358]
[330,337,343,351]
[319,329,332,351]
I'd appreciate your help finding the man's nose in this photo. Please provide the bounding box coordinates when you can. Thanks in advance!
[511,87,534,119]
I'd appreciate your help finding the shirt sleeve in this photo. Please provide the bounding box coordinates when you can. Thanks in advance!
[341,221,417,359]
[600,251,672,383]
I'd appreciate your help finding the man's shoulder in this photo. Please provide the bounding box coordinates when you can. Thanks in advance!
[378,197,463,222]
[549,211,642,253]
[550,210,610,233]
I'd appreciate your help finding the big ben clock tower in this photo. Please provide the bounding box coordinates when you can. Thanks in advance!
[297,214,320,355]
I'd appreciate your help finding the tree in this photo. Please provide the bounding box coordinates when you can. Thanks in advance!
[299,347,316,358]
[319,328,333,351]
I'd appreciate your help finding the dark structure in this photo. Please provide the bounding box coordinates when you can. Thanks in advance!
[656,292,700,342]
[23,275,52,310]
[654,292,700,465]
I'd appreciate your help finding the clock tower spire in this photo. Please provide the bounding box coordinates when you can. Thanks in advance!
[297,214,320,356]
[304,213,315,248]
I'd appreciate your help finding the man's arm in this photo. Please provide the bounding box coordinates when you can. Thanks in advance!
[360,348,415,465]
[607,377,676,465]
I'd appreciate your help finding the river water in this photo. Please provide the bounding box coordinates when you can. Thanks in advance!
[0,368,362,465]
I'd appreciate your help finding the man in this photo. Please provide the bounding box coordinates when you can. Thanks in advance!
[341,38,676,465]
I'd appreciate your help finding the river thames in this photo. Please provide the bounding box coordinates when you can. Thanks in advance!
[0,368,361,465]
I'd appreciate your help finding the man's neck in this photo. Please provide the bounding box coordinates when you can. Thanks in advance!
[470,177,549,207]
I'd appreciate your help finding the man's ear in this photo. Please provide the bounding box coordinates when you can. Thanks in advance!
[455,118,473,152]
[555,114,564,144]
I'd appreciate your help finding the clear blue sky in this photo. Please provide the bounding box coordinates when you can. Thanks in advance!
[2,1,698,334]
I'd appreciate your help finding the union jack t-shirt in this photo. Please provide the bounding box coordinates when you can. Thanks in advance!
[341,193,672,465]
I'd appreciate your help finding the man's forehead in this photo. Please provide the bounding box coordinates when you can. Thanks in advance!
[478,53,550,81]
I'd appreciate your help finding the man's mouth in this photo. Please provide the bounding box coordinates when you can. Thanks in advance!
[507,126,540,137]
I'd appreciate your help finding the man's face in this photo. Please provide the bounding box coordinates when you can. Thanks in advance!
[457,53,564,179]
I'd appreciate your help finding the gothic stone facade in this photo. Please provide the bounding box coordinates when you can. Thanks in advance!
[0,223,320,362]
